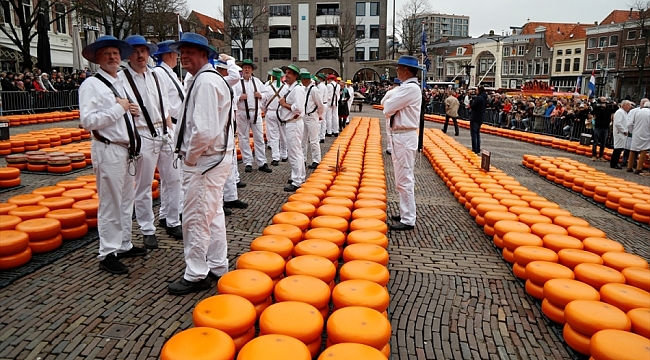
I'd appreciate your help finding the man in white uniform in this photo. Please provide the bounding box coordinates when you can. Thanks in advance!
[278,64,306,192]
[168,33,233,295]
[624,98,648,170]
[628,102,650,175]
[300,69,324,169]
[315,73,328,143]
[610,100,632,169]
[80,35,147,274]
[346,80,354,125]
[381,78,400,155]
[232,59,271,173]
[325,74,340,137]
[121,35,180,247]
[263,68,288,165]
[383,55,422,231]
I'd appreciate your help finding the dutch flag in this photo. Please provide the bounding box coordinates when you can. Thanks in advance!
[177,13,183,40]
[588,69,596,97]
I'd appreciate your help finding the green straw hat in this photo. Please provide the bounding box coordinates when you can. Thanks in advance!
[285,64,302,80]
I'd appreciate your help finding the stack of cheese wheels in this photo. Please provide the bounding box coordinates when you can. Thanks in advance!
[0,230,32,269]
[238,334,311,360]
[217,269,274,320]
[599,283,650,314]
[342,243,389,266]
[16,218,62,254]
[331,279,389,316]
[160,327,235,360]
[236,251,286,288]
[512,245,558,281]
[285,254,336,291]
[622,267,650,292]
[45,208,88,241]
[293,239,340,267]
[627,308,650,339]
[498,227,537,264]
[541,278,600,325]
[5,154,28,170]
[590,329,650,360]
[563,300,632,356]
[47,155,72,173]
[317,343,386,360]
[192,294,257,353]
[67,152,86,170]
[524,260,575,300]
[262,224,303,245]
[259,301,324,357]
[72,199,99,229]
[0,167,21,188]
[151,179,159,200]
[326,306,391,357]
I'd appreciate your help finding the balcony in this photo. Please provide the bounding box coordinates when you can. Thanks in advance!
[269,16,291,27]
[316,15,339,26]
[269,38,292,48]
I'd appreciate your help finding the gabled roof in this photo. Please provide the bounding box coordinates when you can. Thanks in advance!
[600,10,640,25]
[520,22,583,47]
[558,24,592,42]
[191,11,224,33]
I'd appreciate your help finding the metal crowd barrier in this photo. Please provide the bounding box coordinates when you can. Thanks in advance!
[0,90,79,114]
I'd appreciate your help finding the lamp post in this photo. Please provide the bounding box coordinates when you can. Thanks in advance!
[392,0,396,60]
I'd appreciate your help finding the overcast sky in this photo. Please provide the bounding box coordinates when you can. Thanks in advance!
[187,0,637,36]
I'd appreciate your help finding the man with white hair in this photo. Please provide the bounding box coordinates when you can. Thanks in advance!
[628,101,650,175]
[610,100,633,169]
[624,98,648,168]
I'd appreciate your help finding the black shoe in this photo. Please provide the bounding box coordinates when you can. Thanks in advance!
[245,165,252,172]
[224,207,232,216]
[207,272,222,281]
[271,160,279,166]
[385,150,391,155]
[224,199,249,209]
[288,178,293,184]
[116,246,148,259]
[236,181,246,188]
[326,133,332,137]
[259,163,273,173]
[284,184,299,192]
[389,222,414,231]
[391,215,401,222]
[158,218,167,228]
[281,158,288,162]
[166,225,183,239]
[319,139,325,143]
[168,277,211,295]
[143,235,158,249]
[99,254,128,274]
[455,133,459,136]
[333,133,338,137]
[611,165,623,170]
[308,162,319,169]
[634,170,643,175]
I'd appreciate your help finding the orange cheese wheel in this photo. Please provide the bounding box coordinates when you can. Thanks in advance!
[502,232,542,251]
[15,218,61,242]
[346,230,388,248]
[281,201,317,218]
[317,343,386,360]
[0,215,22,231]
[567,226,606,241]
[351,207,387,222]
[0,246,32,270]
[32,186,66,198]
[259,301,324,344]
[339,260,390,286]
[0,167,20,180]
[274,275,331,309]
[296,187,326,200]
[348,218,388,234]
[332,279,390,313]
[237,334,310,360]
[483,224,495,237]
[0,203,18,215]
[589,329,650,360]
[343,243,389,265]
[0,230,30,256]
[627,308,650,339]
[217,269,274,304]
[493,234,504,248]
[301,182,328,192]
[310,215,349,233]
[272,212,311,232]
[250,235,294,259]
[529,200,561,211]
[512,262,527,280]
[525,261,574,286]
[562,323,592,356]
[525,279,545,300]
[59,222,88,240]
[285,255,336,283]
[542,234,584,252]
[236,251,286,279]
[530,223,568,238]
[621,267,650,292]
[253,297,273,319]
[353,199,387,211]
[599,283,650,313]
[541,298,566,324]
[517,214,552,228]
[582,237,625,256]
[38,196,76,211]
[60,188,95,202]
[494,221,531,239]
[293,239,339,262]
[85,217,97,229]
[28,234,63,254]
[543,278,600,308]
[192,294,256,337]
[574,263,626,290]
[601,252,649,272]
[9,205,50,221]
[329,184,357,194]
[263,224,303,244]
[55,180,87,190]
[483,211,518,227]
[326,306,391,350]
[564,300,631,337]
[558,249,604,270]
[231,326,255,353]
[45,208,86,228]
[321,197,355,210]
[540,208,572,220]
[508,206,540,217]
[633,203,650,216]
[513,246,558,266]
[554,216,590,229]
[160,327,235,360]
[8,194,45,207]
[475,203,509,218]
[71,199,99,218]
[315,204,352,221]
[303,228,346,247]
[288,193,321,207]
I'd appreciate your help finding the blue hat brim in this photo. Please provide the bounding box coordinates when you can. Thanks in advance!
[390,61,423,71]
[129,43,158,55]
[169,41,218,59]
[153,41,178,57]
[82,39,133,64]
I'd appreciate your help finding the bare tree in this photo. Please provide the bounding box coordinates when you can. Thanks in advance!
[141,0,188,41]
[319,7,359,77]
[396,0,432,55]
[629,0,650,99]
[73,0,137,37]
[0,0,76,69]
[220,0,268,60]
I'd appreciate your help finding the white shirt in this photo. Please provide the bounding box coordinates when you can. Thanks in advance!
[153,62,184,121]
[327,81,339,107]
[317,82,328,104]
[347,85,354,109]
[612,108,628,149]
[233,76,267,116]
[119,64,169,131]
[79,68,134,144]
[174,63,234,166]
[382,77,421,130]
[303,82,324,119]
[631,107,650,152]
[277,81,305,122]
[264,82,286,112]
[219,60,242,87]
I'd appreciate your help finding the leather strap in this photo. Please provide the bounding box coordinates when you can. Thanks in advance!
[240,78,250,120]
[304,84,318,116]
[123,68,157,138]
[330,83,337,106]
[157,65,184,101]
[151,71,167,135]
[240,77,260,123]
[276,83,294,124]
[267,83,284,107]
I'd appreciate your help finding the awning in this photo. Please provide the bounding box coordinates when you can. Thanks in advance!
[51,49,72,67]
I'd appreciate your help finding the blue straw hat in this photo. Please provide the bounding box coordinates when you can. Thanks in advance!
[169,33,218,59]
[153,40,178,57]
[124,35,158,54]
[391,55,423,71]
[82,35,133,64]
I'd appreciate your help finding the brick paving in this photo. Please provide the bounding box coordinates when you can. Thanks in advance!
[0,108,647,359]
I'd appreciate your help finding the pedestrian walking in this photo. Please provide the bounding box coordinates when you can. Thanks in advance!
[470,86,488,154]
[443,89,460,136]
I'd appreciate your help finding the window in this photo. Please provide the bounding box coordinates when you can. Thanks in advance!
[573,58,580,72]
[356,2,365,16]
[355,47,365,61]
[517,45,525,56]
[447,62,455,75]
[316,4,339,15]
[607,52,616,69]
[243,48,253,60]
[356,25,365,39]
[316,47,338,60]
[231,48,241,61]
[369,47,379,60]
[598,36,607,48]
[575,48,581,54]
[370,2,379,16]
[231,5,240,19]
[503,60,510,74]
[624,48,634,67]
[527,61,533,75]
[22,0,31,24]
[557,49,563,56]
[566,49,572,55]
[317,25,336,38]
[596,52,605,68]
[1,1,11,24]
[269,48,291,60]
[269,26,291,39]
[534,60,541,75]
[509,60,515,75]
[628,30,637,40]
[610,35,618,46]
[503,46,510,57]
[501,80,509,88]
[369,25,379,39]
[479,59,487,72]
[517,60,524,75]
[564,59,571,72]
[555,59,562,72]
[536,46,542,57]
[543,59,549,74]
[269,5,291,17]
[586,54,595,69]
[55,3,66,34]
[588,38,596,48]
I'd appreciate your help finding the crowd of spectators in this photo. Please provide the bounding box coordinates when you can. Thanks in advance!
[0,68,91,93]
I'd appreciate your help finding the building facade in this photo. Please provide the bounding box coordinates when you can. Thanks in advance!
[423,12,469,42]
[549,24,590,93]
[223,0,388,81]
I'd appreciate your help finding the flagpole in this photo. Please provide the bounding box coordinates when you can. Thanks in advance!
[177,13,182,81]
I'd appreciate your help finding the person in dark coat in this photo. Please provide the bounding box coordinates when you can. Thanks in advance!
[338,79,350,131]
[469,86,487,154]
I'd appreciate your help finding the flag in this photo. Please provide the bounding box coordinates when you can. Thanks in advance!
[421,26,427,56]
[177,13,183,40]
[575,76,582,93]
[424,57,431,72]
[588,69,596,97]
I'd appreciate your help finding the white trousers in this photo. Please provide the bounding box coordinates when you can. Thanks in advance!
[181,151,232,281]
[319,104,328,140]
[285,119,306,186]
[265,111,287,161]
[302,114,321,164]
[93,142,134,260]
[236,112,267,167]
[326,105,339,134]
[134,132,181,235]
[391,131,417,226]
[385,120,393,153]
[223,150,239,202]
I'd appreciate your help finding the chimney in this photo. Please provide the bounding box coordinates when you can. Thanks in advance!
[630,8,633,18]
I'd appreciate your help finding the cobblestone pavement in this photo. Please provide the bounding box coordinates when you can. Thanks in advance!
[0,108,647,360]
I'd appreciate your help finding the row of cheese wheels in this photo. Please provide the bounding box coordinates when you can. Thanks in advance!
[0,126,90,155]
[161,117,393,360]
[0,167,21,188]
[524,155,650,224]
[420,128,650,360]
[5,147,91,175]
[2,111,79,127]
